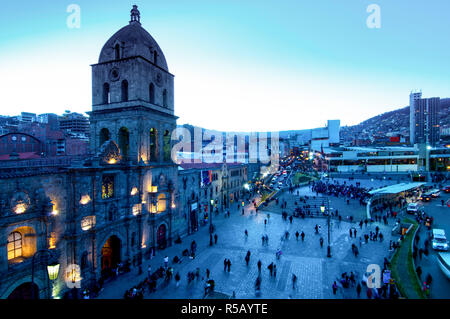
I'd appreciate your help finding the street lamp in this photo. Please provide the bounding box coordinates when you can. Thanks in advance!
[210,198,214,233]
[31,249,60,299]
[320,201,332,258]
[47,262,60,281]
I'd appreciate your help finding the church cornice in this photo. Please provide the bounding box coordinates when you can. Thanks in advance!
[87,104,179,120]
[91,55,174,77]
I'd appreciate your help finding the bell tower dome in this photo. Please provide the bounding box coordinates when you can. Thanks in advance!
[88,6,177,165]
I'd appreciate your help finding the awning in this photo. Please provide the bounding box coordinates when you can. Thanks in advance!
[368,182,425,195]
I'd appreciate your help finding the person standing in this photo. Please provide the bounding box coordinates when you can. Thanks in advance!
[164,256,169,268]
[268,263,274,277]
[175,272,180,287]
[210,234,213,246]
[332,281,338,295]
[292,274,297,290]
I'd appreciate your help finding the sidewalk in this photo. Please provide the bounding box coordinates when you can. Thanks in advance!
[96,196,261,299]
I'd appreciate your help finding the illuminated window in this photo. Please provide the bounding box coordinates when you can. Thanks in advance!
[49,232,56,249]
[81,216,96,231]
[102,175,115,199]
[157,193,166,212]
[7,232,22,260]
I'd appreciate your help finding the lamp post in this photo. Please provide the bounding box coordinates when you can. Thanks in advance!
[209,198,214,233]
[31,249,60,299]
[320,201,332,258]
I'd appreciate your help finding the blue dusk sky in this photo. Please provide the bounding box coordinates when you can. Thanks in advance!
[0,0,449,132]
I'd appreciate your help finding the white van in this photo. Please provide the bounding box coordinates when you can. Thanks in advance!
[406,203,422,214]
[432,229,449,251]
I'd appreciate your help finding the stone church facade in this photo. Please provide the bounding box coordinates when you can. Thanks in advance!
[0,7,187,299]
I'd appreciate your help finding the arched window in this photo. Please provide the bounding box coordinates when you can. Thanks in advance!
[163,130,171,162]
[153,51,157,65]
[118,127,130,157]
[115,44,120,59]
[103,83,110,104]
[121,80,128,102]
[99,128,110,147]
[149,83,155,104]
[149,128,158,161]
[163,89,168,107]
[7,232,22,260]
[157,193,166,212]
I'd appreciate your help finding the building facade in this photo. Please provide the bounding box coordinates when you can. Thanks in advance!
[0,7,185,299]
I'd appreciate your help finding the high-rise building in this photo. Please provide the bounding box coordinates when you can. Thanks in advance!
[409,91,422,144]
[414,97,440,146]
[58,111,90,135]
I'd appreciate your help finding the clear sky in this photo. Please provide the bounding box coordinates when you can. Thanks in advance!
[0,0,449,132]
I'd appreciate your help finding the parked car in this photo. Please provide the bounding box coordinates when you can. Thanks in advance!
[443,186,450,194]
[431,229,449,251]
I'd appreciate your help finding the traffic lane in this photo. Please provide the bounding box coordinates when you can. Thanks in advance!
[416,192,450,299]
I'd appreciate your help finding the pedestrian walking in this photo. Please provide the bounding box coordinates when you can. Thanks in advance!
[292,274,297,290]
[245,252,250,266]
[227,259,231,272]
[175,272,180,287]
[224,258,228,271]
[273,264,277,277]
[257,260,262,273]
[295,231,299,241]
[164,256,169,268]
[320,237,324,248]
[367,287,373,299]
[195,267,200,281]
[214,233,218,244]
[210,234,213,246]
[206,268,210,279]
[301,231,305,242]
[332,281,338,295]
[356,283,361,298]
[268,262,274,276]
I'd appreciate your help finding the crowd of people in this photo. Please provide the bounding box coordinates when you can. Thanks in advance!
[312,180,370,205]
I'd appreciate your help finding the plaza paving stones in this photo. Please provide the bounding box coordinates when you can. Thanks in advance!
[96,186,396,299]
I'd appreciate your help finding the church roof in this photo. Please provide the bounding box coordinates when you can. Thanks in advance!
[98,6,169,71]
